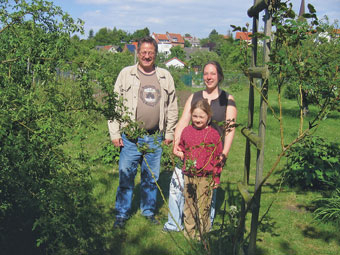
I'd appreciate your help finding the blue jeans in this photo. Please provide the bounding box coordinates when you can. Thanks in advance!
[115,133,163,219]
[163,166,217,231]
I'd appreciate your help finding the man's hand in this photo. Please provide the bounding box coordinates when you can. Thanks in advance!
[112,138,124,147]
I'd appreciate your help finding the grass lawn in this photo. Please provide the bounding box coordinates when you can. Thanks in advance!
[73,81,340,255]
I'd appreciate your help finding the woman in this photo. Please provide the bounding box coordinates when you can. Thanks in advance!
[163,60,237,232]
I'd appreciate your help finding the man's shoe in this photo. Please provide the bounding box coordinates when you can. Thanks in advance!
[145,215,160,225]
[114,218,126,229]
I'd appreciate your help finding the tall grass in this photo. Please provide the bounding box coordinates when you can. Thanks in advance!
[71,82,340,255]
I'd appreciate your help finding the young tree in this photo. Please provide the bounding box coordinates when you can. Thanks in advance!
[232,2,340,253]
[0,1,114,253]
[169,45,186,61]
[270,3,340,116]
[184,39,192,48]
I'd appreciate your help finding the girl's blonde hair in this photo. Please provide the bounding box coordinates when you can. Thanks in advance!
[190,99,212,120]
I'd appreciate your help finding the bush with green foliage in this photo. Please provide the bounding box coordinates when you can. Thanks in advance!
[91,143,120,165]
[0,1,113,254]
[283,136,340,190]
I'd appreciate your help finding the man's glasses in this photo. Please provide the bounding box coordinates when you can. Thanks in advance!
[139,51,155,57]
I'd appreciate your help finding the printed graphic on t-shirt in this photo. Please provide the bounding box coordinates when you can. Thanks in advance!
[139,85,161,106]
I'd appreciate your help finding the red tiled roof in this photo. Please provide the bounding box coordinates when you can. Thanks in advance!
[167,32,185,44]
[235,32,252,41]
[153,32,185,45]
[103,45,113,50]
[153,33,170,43]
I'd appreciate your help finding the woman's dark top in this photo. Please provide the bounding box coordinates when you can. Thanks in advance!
[191,89,229,141]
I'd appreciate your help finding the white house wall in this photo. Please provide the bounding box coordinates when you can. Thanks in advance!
[158,44,173,56]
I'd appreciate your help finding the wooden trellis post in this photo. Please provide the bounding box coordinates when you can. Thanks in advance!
[236,0,273,254]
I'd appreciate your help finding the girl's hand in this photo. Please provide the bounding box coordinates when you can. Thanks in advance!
[216,153,227,167]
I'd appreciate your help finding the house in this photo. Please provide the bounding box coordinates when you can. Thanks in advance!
[123,42,138,54]
[235,32,252,44]
[153,33,171,44]
[166,32,185,48]
[152,33,172,56]
[335,29,340,37]
[95,45,122,53]
[223,35,231,40]
[95,46,104,51]
[184,36,200,47]
[165,57,185,68]
[152,32,185,56]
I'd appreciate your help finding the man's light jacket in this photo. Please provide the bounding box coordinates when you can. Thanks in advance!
[108,64,178,141]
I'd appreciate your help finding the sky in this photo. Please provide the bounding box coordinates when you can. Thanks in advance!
[51,0,340,39]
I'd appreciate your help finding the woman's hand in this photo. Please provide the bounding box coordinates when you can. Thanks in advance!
[213,182,219,189]
[173,145,184,160]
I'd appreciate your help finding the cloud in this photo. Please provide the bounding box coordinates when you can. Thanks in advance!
[146,17,164,24]
[119,5,133,11]
[64,0,340,38]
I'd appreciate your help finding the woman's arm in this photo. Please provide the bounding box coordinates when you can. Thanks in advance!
[222,94,237,158]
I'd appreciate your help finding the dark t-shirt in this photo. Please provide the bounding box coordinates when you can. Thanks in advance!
[191,89,229,139]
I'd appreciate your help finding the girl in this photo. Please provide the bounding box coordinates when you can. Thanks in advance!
[175,99,223,240]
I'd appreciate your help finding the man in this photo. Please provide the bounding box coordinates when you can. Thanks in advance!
[108,36,178,229]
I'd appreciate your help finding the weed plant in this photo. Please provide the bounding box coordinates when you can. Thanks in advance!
[313,189,340,226]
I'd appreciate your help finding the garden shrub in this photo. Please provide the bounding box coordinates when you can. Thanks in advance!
[282,135,340,190]
[92,143,120,165]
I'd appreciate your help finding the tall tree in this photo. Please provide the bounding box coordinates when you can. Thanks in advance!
[188,50,220,70]
[88,29,94,39]
[131,27,150,41]
[209,29,219,38]
[169,45,186,61]
[93,27,111,45]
